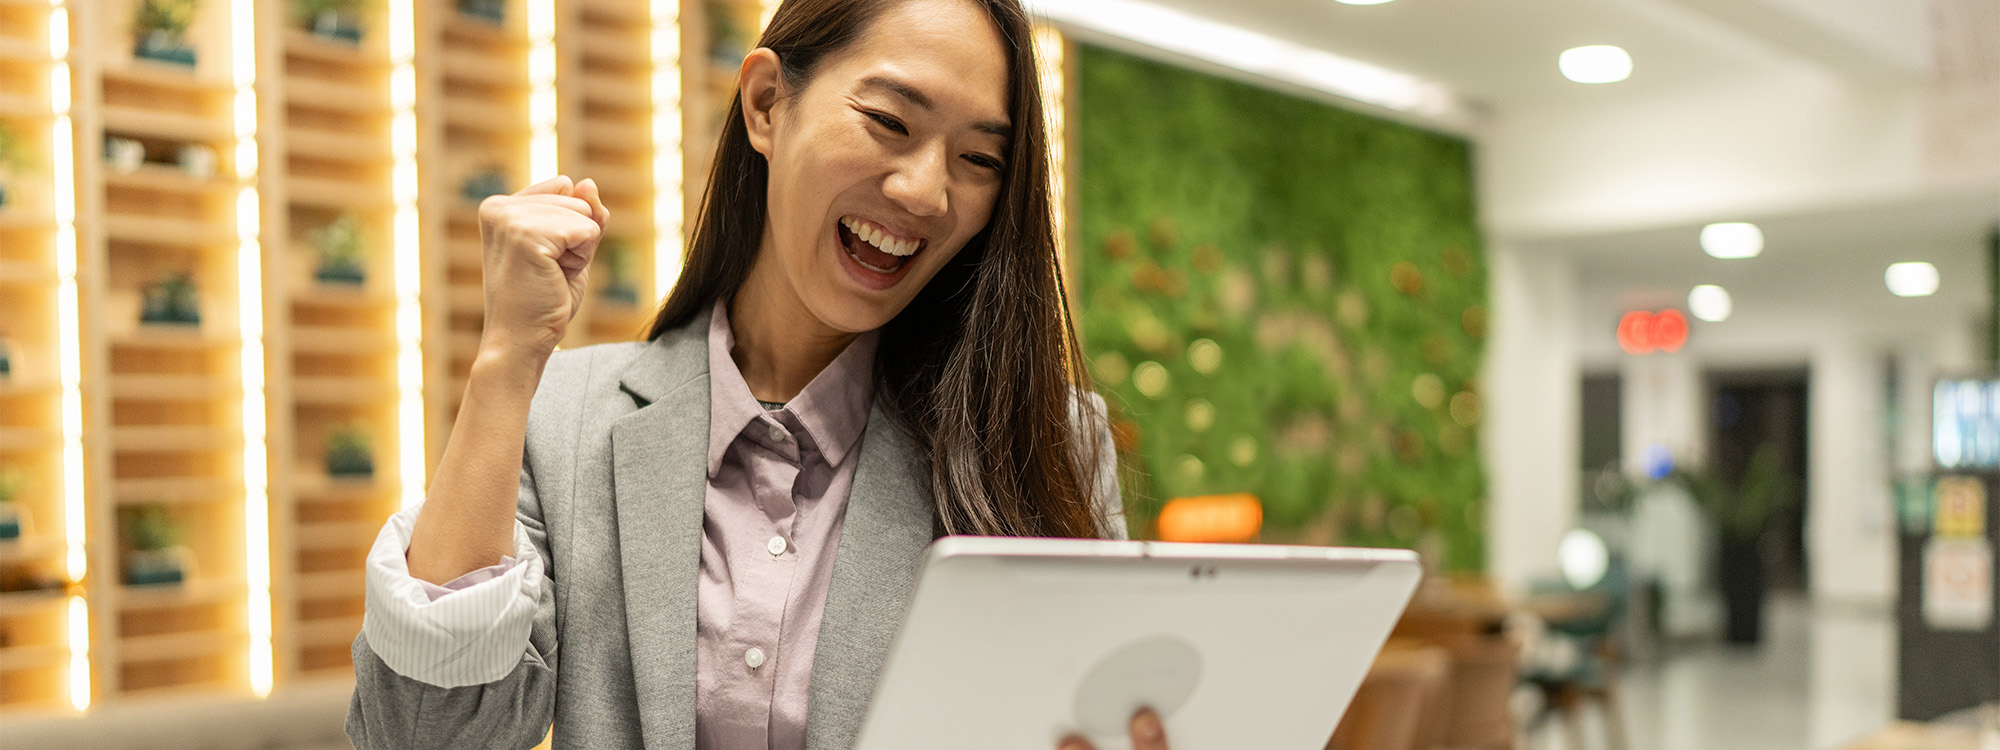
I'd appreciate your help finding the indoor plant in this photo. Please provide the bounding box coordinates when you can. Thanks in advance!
[326,423,375,479]
[456,0,504,25]
[597,236,640,306]
[140,271,202,326]
[0,121,28,209]
[293,0,363,42]
[133,0,198,67]
[311,214,367,286]
[1681,444,1797,645]
[0,467,26,540]
[122,505,194,586]
[460,166,511,205]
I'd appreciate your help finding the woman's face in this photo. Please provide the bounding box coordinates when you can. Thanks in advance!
[742,0,1013,335]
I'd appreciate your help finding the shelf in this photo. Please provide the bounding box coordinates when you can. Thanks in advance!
[293,474,390,503]
[104,163,239,196]
[449,332,481,363]
[105,213,237,248]
[585,163,649,199]
[109,328,237,351]
[291,284,393,309]
[447,285,483,316]
[0,208,54,230]
[0,589,69,616]
[284,29,380,68]
[439,47,518,88]
[102,63,236,96]
[294,570,364,601]
[119,629,240,663]
[448,237,482,269]
[576,28,648,69]
[113,477,234,506]
[0,258,56,285]
[0,535,63,564]
[110,426,230,454]
[284,75,387,115]
[286,175,392,211]
[578,0,648,25]
[102,104,233,144]
[580,71,648,112]
[0,36,48,64]
[292,326,394,356]
[582,120,649,153]
[0,91,47,118]
[296,615,364,647]
[0,426,59,452]
[294,521,379,552]
[109,374,237,402]
[442,97,527,136]
[292,376,389,405]
[0,378,60,398]
[285,127,390,164]
[0,643,66,673]
[442,15,525,47]
[119,578,243,611]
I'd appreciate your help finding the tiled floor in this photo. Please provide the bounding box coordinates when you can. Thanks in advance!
[1528,594,1896,750]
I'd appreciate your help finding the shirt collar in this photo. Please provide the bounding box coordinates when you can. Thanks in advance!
[705,298,877,477]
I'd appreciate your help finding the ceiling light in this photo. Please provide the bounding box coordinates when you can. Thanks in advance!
[1688,284,1732,322]
[1559,45,1632,84]
[1700,222,1763,259]
[1034,0,1463,121]
[1335,0,1396,5]
[1885,262,1939,297]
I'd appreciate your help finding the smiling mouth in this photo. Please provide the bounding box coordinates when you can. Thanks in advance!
[838,215,926,274]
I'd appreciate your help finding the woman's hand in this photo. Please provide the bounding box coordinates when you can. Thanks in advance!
[1058,708,1170,750]
[476,175,609,364]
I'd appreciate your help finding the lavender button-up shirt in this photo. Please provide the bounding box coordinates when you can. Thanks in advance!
[696,300,878,750]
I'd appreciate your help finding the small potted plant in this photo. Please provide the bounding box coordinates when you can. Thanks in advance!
[598,236,640,306]
[311,214,367,286]
[103,135,146,174]
[0,121,28,209]
[0,328,13,381]
[293,0,364,43]
[133,0,199,67]
[326,422,375,480]
[460,166,511,205]
[122,505,194,586]
[0,468,27,541]
[140,270,202,327]
[457,0,504,25]
[708,6,749,67]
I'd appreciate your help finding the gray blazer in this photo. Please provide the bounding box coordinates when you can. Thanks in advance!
[346,309,939,750]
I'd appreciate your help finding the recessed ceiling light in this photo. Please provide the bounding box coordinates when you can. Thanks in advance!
[1688,284,1732,322]
[1560,45,1632,84]
[1700,222,1763,259]
[1885,262,1939,297]
[1335,0,1397,4]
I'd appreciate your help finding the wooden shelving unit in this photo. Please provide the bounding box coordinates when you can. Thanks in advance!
[558,0,658,346]
[0,0,72,715]
[680,0,764,227]
[74,0,253,701]
[263,9,404,681]
[417,0,531,468]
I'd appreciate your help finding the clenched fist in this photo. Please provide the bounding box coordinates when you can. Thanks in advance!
[476,175,610,363]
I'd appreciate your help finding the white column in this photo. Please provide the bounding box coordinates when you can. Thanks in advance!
[1482,245,1581,595]
[1807,339,1896,605]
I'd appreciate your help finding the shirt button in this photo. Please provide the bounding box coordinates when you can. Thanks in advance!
[768,423,788,442]
[767,536,788,556]
[745,647,766,669]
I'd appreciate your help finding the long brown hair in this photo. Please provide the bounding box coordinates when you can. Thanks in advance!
[646,0,1108,538]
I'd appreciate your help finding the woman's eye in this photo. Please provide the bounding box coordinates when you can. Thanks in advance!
[964,154,1004,172]
[866,111,908,135]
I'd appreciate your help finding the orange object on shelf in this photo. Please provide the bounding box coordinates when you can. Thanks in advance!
[1156,493,1263,542]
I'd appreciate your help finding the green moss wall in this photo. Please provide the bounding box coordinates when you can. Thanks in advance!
[1077,46,1488,571]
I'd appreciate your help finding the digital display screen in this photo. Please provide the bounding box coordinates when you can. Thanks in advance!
[1936,379,2000,469]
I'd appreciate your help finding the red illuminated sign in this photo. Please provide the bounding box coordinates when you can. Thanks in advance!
[1618,310,1689,355]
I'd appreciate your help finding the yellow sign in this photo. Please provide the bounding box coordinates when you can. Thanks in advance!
[1935,476,1987,539]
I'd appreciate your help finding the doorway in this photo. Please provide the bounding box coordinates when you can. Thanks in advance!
[1706,370,1811,593]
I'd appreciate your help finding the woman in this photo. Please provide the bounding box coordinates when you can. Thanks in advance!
[347,0,1167,748]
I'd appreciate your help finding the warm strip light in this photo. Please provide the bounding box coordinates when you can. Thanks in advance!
[388,0,425,508]
[229,0,273,698]
[527,0,558,180]
[1031,0,1463,123]
[651,0,685,298]
[1032,25,1066,280]
[50,0,87,712]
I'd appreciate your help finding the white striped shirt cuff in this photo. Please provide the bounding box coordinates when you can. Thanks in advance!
[361,504,544,688]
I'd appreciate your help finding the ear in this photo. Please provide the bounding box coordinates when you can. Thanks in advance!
[739,48,784,159]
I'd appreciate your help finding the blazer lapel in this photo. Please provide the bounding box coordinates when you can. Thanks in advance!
[805,405,937,750]
[610,309,712,750]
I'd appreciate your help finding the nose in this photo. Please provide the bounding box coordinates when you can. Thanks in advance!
[882,142,949,219]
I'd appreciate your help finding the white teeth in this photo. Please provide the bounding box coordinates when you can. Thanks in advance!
[841,216,921,257]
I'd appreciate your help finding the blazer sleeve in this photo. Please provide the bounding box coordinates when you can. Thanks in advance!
[345,459,559,750]
[1075,390,1129,541]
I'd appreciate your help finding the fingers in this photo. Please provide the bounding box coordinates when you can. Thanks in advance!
[572,177,610,226]
[1056,736,1093,750]
[513,175,574,196]
[1130,708,1169,750]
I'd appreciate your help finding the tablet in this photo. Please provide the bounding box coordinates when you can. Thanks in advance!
[853,537,1423,750]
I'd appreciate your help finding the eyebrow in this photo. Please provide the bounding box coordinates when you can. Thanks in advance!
[861,75,1013,139]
